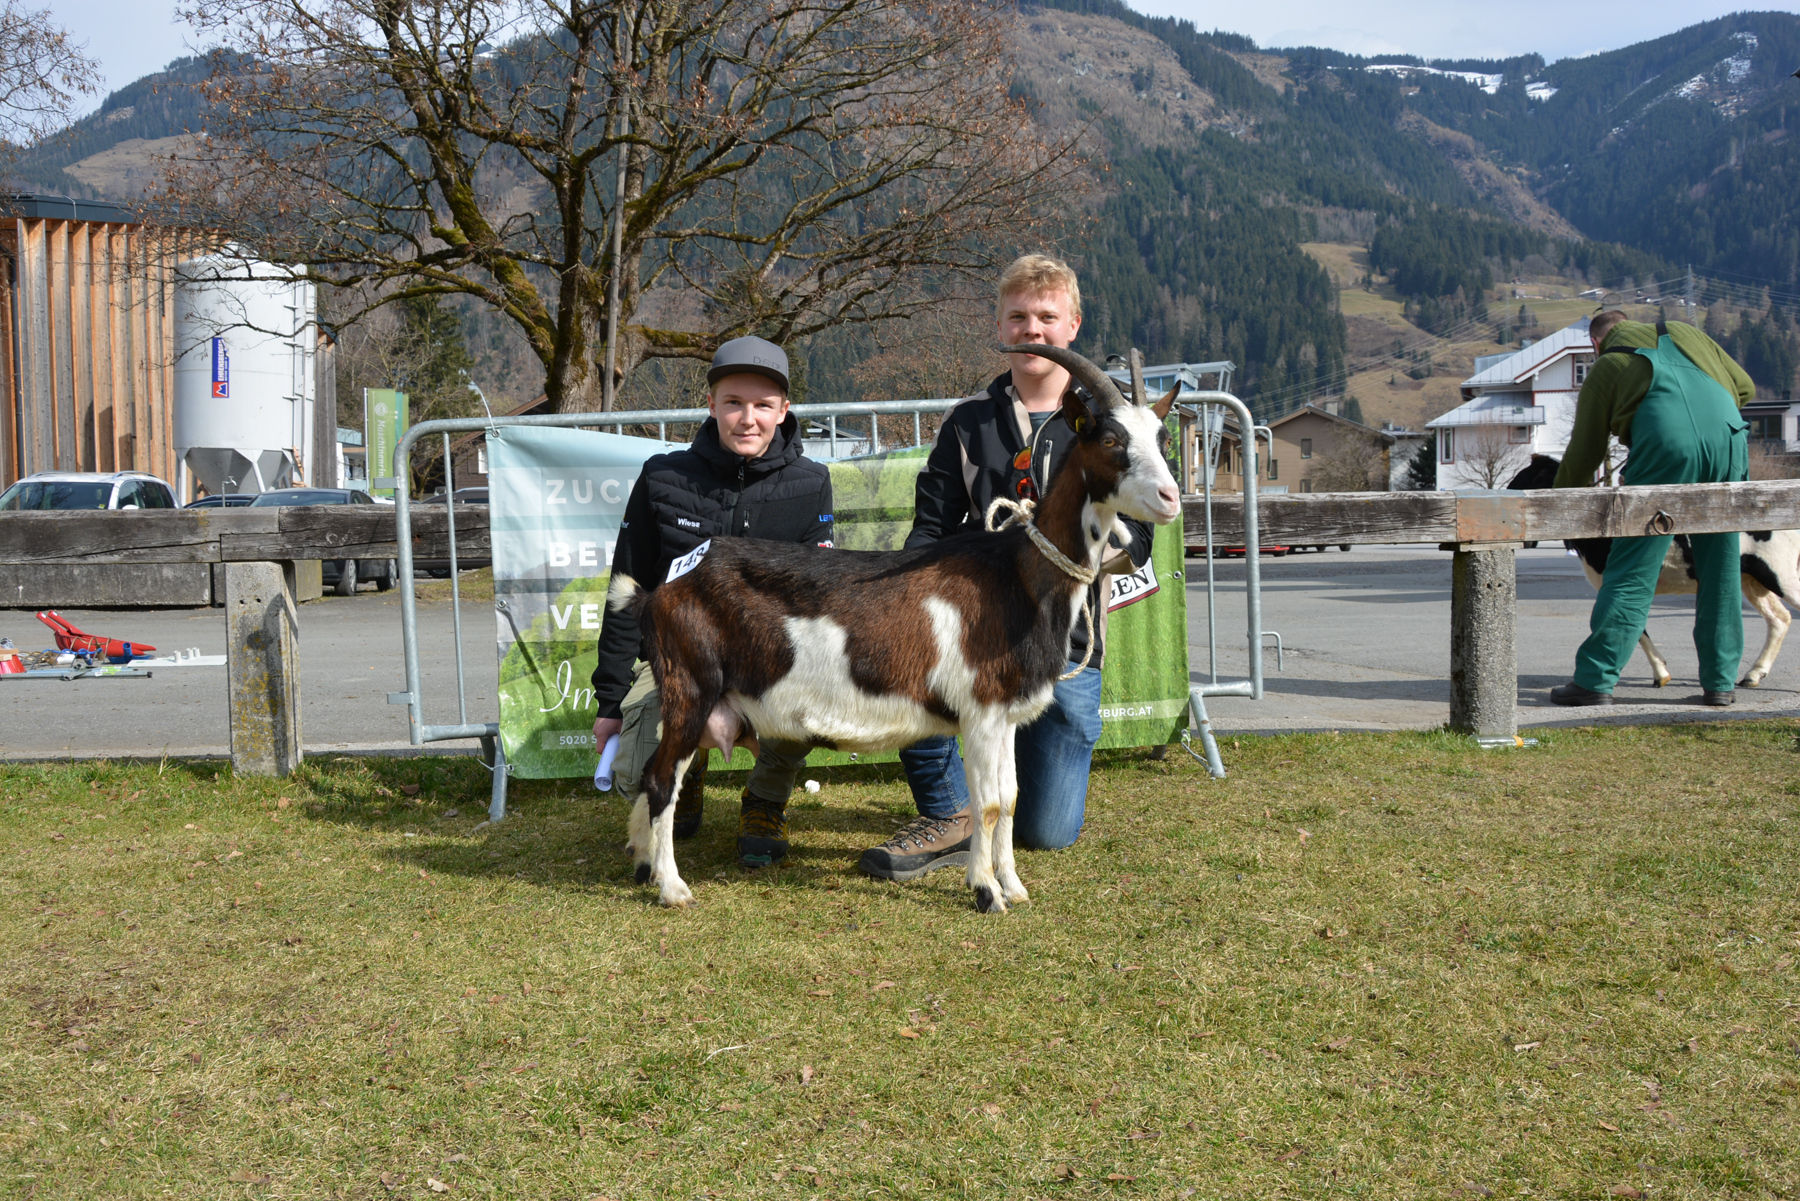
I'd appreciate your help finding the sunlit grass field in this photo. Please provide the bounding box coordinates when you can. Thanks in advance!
[2,720,1796,1198]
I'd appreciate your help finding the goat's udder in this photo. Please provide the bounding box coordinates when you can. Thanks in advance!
[699,702,761,758]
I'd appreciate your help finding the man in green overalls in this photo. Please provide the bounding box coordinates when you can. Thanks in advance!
[1550,310,1754,707]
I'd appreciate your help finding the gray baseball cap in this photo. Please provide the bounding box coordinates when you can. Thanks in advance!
[707,335,790,392]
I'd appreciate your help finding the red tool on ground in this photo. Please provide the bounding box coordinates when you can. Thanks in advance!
[36,611,156,660]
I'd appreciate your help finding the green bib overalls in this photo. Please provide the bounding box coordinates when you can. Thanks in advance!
[1572,336,1750,693]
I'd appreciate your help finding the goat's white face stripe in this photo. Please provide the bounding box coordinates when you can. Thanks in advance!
[1107,405,1182,524]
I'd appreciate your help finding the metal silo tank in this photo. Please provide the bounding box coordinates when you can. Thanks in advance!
[174,252,319,498]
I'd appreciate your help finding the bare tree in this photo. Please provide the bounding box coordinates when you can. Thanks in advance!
[163,0,1083,412]
[1455,422,1532,489]
[0,1,98,147]
[1305,432,1388,492]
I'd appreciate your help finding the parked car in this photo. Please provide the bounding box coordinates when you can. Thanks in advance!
[0,470,178,511]
[184,493,257,509]
[248,487,398,596]
[413,487,491,577]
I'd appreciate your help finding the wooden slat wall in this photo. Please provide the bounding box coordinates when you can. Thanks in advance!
[0,215,189,490]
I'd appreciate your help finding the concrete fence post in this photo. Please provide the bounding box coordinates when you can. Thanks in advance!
[1448,543,1519,738]
[225,561,302,775]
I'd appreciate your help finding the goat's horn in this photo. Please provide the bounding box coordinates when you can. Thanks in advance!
[999,343,1127,409]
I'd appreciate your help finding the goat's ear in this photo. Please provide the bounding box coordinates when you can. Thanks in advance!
[1152,383,1178,421]
[1061,385,1099,435]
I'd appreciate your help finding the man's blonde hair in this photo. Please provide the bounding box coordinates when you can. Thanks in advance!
[997,254,1081,319]
[1588,309,1628,349]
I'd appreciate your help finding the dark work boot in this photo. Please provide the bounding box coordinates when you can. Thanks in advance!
[672,758,707,840]
[1549,681,1614,707]
[857,811,972,882]
[736,792,789,869]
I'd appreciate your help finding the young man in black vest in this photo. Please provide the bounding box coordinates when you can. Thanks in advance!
[591,337,835,866]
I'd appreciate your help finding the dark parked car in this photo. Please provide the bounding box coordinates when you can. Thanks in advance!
[249,487,398,596]
[413,487,491,577]
[184,493,257,508]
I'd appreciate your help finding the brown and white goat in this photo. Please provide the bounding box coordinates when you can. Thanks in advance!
[610,344,1183,911]
[1507,453,1800,686]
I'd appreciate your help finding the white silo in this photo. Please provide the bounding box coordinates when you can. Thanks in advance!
[173,251,319,498]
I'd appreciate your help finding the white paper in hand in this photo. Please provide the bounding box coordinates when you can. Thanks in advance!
[593,734,621,791]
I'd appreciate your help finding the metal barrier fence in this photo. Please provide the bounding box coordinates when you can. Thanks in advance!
[1177,392,1267,777]
[390,394,1265,820]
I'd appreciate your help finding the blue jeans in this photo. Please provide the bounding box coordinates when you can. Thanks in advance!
[897,663,1104,850]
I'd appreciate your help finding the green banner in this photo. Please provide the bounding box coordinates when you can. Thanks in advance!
[488,430,1191,779]
[488,425,678,778]
[363,388,409,497]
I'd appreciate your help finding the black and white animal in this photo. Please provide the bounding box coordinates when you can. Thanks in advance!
[610,343,1183,912]
[1506,453,1800,687]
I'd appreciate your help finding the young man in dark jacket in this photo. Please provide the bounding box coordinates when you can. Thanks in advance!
[859,254,1155,881]
[591,336,835,867]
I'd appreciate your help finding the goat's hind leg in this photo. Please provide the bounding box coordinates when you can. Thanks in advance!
[630,749,697,908]
[1739,581,1789,687]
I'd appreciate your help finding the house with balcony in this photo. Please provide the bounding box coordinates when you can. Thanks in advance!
[1196,405,1399,495]
[1427,321,1594,489]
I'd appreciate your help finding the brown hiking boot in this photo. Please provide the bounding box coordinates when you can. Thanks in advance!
[858,811,972,882]
[736,792,789,869]
[672,758,707,839]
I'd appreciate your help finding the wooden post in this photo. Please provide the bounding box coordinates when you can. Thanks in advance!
[226,561,301,775]
[1448,543,1518,738]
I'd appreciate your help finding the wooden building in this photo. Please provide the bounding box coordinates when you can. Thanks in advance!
[0,195,219,490]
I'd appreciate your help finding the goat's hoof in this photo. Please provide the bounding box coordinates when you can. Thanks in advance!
[633,863,653,886]
[1739,674,1763,688]
[1652,677,1670,688]
[1002,883,1030,905]
[972,885,1007,915]
[658,881,694,908]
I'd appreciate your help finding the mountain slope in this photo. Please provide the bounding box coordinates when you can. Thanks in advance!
[12,5,1800,416]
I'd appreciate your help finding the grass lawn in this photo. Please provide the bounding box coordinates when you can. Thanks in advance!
[2,722,1796,1199]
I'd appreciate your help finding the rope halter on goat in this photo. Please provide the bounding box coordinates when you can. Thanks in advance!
[984,495,1098,681]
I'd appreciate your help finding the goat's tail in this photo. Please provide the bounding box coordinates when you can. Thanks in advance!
[607,573,644,614]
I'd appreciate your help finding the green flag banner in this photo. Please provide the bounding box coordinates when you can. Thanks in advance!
[363,388,409,497]
[488,429,1191,779]
[488,425,678,778]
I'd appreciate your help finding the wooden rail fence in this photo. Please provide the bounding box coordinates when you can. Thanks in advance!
[4,480,1799,774]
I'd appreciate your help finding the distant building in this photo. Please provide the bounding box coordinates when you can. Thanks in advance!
[0,195,336,497]
[0,195,190,490]
[1196,405,1397,495]
[1428,321,1594,489]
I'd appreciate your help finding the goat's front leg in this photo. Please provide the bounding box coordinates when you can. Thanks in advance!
[1637,631,1672,687]
[962,714,1012,914]
[991,725,1028,906]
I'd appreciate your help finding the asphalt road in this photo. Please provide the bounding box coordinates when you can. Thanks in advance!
[2,545,1795,763]
[1191,543,1800,735]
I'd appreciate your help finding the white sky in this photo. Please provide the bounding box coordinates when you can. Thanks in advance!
[48,0,1790,119]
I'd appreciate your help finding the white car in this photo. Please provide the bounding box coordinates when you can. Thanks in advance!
[0,470,179,511]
